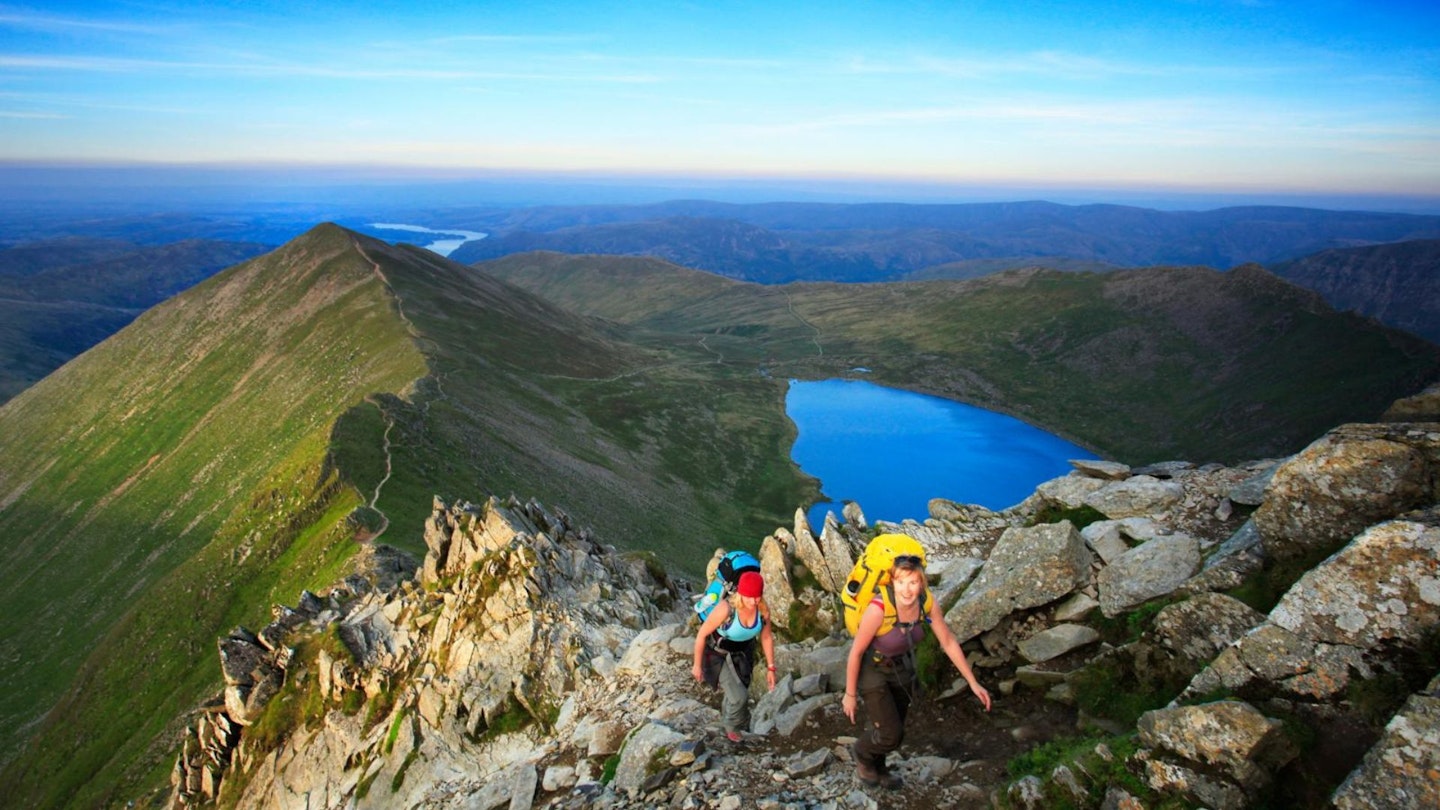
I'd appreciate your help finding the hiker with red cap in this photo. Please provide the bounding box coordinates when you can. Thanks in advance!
[692,570,777,741]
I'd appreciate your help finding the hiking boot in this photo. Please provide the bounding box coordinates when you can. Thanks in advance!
[851,745,881,786]
[880,770,903,791]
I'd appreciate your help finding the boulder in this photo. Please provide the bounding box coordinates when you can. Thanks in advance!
[1016,624,1100,664]
[758,534,795,628]
[1182,515,1440,705]
[1254,424,1435,562]
[1070,459,1132,480]
[1270,517,1440,650]
[1331,675,1440,809]
[1137,700,1296,797]
[1097,534,1201,617]
[1150,593,1265,667]
[1036,474,1107,510]
[1084,476,1186,519]
[611,721,687,796]
[945,522,1094,642]
[791,508,833,590]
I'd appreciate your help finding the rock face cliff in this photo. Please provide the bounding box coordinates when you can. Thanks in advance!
[1270,238,1440,344]
[171,415,1440,810]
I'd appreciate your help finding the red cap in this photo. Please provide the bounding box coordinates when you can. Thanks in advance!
[737,571,764,598]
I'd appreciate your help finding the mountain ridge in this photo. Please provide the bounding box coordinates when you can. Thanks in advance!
[0,223,817,808]
[3,223,1438,807]
[446,201,1440,281]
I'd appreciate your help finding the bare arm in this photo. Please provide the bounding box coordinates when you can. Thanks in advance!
[759,607,777,690]
[692,601,731,682]
[928,598,992,711]
[843,603,884,722]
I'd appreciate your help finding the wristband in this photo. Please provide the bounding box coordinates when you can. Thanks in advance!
[767,666,776,671]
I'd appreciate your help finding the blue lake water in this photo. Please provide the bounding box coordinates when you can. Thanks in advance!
[367,222,488,257]
[787,379,1099,529]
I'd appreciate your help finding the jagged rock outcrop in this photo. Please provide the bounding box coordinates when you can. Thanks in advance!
[167,402,1440,810]
[1253,423,1439,562]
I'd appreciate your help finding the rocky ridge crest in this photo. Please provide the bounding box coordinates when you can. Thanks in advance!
[171,413,1440,810]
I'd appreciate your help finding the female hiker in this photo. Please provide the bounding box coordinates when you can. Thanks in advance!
[842,554,992,789]
[692,570,777,742]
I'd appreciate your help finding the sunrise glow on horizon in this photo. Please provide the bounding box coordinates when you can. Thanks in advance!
[2,1,1438,204]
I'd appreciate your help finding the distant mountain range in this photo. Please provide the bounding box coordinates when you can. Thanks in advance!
[0,236,269,400]
[4,201,1439,406]
[1270,238,1440,344]
[447,200,1440,282]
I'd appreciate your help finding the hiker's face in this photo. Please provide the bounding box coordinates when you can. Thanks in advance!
[738,594,760,610]
[892,568,924,606]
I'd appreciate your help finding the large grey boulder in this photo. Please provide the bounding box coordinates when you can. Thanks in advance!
[1270,517,1440,650]
[1097,534,1201,617]
[1084,476,1186,519]
[945,522,1094,642]
[1182,515,1440,705]
[791,509,834,590]
[1150,593,1265,668]
[1036,473,1107,510]
[611,721,687,796]
[1254,424,1436,562]
[817,517,856,591]
[1137,700,1297,807]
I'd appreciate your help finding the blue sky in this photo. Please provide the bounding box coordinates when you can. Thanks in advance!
[2,1,1438,204]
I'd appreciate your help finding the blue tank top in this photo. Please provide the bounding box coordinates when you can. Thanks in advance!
[717,604,764,643]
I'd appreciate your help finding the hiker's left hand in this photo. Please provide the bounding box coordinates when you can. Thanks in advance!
[972,682,992,711]
[765,668,776,690]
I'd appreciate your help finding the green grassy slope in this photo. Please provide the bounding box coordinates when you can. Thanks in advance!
[0,238,271,404]
[477,253,1440,464]
[0,224,431,807]
[0,226,818,808]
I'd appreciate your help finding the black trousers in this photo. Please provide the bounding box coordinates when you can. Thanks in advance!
[854,653,916,771]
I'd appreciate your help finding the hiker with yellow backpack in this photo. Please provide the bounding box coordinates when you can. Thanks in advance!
[840,533,992,790]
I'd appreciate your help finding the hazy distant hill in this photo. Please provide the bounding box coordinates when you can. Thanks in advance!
[447,201,1440,281]
[478,250,1440,464]
[0,237,269,401]
[903,255,1122,280]
[1269,238,1440,344]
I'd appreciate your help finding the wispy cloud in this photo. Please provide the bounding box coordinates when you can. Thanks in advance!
[0,9,171,36]
[0,52,658,83]
[844,50,1293,82]
[0,110,65,119]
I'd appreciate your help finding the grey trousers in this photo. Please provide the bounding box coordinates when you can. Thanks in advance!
[718,654,751,733]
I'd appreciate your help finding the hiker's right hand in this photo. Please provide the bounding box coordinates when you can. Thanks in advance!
[692,662,704,683]
[842,693,857,723]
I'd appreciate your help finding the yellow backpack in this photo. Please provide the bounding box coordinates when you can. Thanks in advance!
[840,533,933,637]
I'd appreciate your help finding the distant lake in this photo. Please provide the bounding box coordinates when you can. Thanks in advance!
[787,379,1099,530]
[367,223,487,257]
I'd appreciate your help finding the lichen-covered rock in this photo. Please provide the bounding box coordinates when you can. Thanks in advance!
[1084,476,1185,519]
[1150,592,1265,667]
[1270,518,1440,649]
[758,533,795,628]
[945,522,1094,642]
[1097,534,1201,617]
[1137,700,1296,789]
[1331,676,1440,809]
[1253,425,1436,562]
